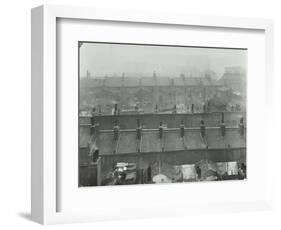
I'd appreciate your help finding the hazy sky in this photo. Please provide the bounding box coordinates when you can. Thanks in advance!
[79,42,247,78]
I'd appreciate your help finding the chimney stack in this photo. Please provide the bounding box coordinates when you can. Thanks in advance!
[239,117,244,136]
[90,115,95,135]
[180,120,185,138]
[200,120,206,137]
[92,149,99,162]
[159,121,164,139]
[221,112,225,123]
[221,123,226,136]
[113,120,120,141]
[173,105,177,114]
[136,119,142,140]
[114,103,118,116]
[92,107,96,115]
[220,112,226,136]
[98,105,102,115]
[191,104,194,114]
[90,114,99,136]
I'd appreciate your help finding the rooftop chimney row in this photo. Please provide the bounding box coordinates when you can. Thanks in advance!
[106,116,246,142]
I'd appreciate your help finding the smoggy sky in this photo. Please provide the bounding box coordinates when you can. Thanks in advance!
[79,42,247,79]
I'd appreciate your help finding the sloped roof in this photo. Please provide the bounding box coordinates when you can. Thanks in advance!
[156,77,171,86]
[183,129,207,149]
[97,132,116,154]
[205,127,246,149]
[163,130,185,151]
[81,120,246,155]
[105,77,123,87]
[123,77,139,87]
[79,126,90,148]
[141,77,155,86]
[173,77,185,86]
[116,132,138,154]
[141,131,162,152]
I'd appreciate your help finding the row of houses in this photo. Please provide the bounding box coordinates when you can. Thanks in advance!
[80,71,245,115]
[79,112,246,186]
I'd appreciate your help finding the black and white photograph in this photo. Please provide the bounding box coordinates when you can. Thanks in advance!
[78,42,247,187]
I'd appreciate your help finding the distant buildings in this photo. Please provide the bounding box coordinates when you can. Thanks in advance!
[80,68,245,116]
[219,67,246,95]
[79,74,225,115]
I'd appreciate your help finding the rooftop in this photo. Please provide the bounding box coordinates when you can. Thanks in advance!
[93,126,245,155]
[79,111,246,130]
[80,76,223,88]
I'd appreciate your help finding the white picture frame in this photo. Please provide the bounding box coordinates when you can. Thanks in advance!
[31,4,274,225]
